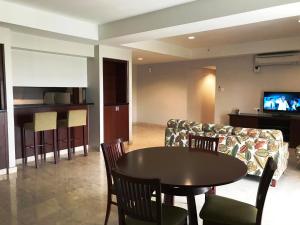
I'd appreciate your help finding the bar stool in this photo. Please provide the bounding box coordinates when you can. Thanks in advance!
[21,112,58,168]
[57,109,87,160]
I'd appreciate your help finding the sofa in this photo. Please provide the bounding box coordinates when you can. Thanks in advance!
[296,146,300,166]
[165,119,289,186]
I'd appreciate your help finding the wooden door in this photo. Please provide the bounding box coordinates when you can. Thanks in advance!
[116,105,129,141]
[104,106,117,143]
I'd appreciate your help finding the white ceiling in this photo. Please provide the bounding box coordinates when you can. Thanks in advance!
[133,49,186,65]
[132,16,300,64]
[161,16,300,48]
[3,0,195,23]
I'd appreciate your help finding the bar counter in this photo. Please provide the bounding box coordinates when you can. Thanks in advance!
[14,103,93,159]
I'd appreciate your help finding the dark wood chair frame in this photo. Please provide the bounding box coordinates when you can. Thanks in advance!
[112,170,162,225]
[163,135,220,222]
[57,125,87,160]
[189,134,219,195]
[21,128,58,168]
[101,138,125,225]
[202,157,277,225]
[188,135,219,152]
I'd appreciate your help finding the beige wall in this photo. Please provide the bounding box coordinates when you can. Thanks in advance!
[134,54,300,125]
[214,55,300,123]
[135,64,216,125]
[132,65,138,123]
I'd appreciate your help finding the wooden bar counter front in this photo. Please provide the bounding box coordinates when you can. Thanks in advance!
[14,103,92,160]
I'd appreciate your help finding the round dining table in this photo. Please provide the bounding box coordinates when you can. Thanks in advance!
[116,146,248,225]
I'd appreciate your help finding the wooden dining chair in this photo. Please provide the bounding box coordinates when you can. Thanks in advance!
[188,135,219,152]
[112,170,188,225]
[164,135,219,206]
[101,139,126,225]
[189,134,219,195]
[200,157,277,225]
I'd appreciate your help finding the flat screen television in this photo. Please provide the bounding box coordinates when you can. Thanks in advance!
[263,92,300,113]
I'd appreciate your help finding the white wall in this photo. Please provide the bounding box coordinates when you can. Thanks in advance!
[87,46,100,149]
[135,64,216,125]
[135,55,300,125]
[0,27,16,171]
[12,49,88,87]
[11,32,94,57]
[0,1,98,41]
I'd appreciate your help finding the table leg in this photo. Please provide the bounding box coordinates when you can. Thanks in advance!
[187,193,198,225]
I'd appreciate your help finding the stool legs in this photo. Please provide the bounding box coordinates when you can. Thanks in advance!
[33,132,38,168]
[57,129,60,159]
[83,125,87,156]
[53,130,58,164]
[21,127,27,165]
[41,131,46,161]
[67,127,72,160]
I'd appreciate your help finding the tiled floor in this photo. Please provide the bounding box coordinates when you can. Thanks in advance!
[0,123,299,225]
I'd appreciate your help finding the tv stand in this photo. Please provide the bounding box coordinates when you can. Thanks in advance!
[229,113,300,148]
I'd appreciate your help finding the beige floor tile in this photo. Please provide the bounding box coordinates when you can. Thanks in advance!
[0,124,299,225]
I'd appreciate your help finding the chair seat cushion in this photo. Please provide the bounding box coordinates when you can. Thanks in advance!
[200,195,257,225]
[125,203,187,225]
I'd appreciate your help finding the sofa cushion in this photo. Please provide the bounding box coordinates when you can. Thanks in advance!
[167,119,202,130]
[213,124,234,134]
[202,123,215,132]
[232,127,262,138]
[296,146,300,165]
[165,128,189,147]
[259,129,283,142]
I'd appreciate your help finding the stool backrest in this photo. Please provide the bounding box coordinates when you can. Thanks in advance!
[34,112,57,132]
[68,109,87,127]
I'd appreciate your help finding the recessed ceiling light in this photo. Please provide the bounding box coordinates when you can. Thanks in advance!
[298,19,300,23]
[188,36,195,40]
[137,57,143,61]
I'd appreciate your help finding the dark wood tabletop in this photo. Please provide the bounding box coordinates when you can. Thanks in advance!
[117,146,248,189]
[116,146,248,225]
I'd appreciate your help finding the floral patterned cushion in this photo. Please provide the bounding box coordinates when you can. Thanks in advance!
[296,146,300,165]
[232,127,262,138]
[259,129,283,142]
[213,124,234,134]
[165,128,189,147]
[167,119,202,130]
[202,123,215,132]
[165,119,289,181]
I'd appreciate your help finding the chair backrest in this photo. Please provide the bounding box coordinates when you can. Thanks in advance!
[112,170,162,225]
[34,112,57,132]
[67,109,87,127]
[189,135,219,152]
[255,157,277,225]
[101,139,125,189]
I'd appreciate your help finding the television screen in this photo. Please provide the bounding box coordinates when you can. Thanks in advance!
[263,92,300,113]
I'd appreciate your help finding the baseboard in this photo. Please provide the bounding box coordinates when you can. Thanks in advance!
[133,122,166,128]
[15,146,87,165]
[0,166,17,179]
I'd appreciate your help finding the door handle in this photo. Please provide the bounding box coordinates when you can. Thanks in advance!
[115,106,119,112]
